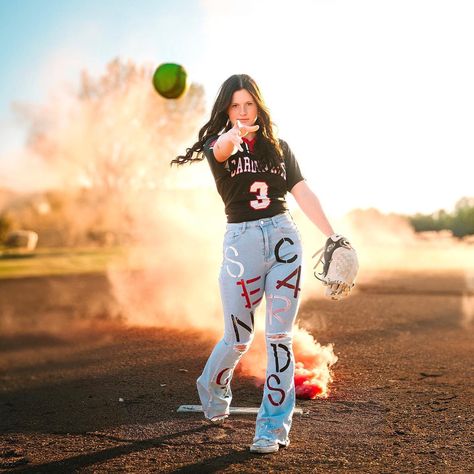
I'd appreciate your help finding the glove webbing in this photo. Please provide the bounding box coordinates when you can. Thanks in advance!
[312,235,353,283]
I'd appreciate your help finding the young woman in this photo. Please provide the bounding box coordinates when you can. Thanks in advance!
[172,74,336,454]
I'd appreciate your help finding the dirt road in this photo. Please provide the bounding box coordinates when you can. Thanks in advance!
[0,270,473,472]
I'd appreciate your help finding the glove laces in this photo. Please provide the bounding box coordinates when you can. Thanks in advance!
[312,245,327,283]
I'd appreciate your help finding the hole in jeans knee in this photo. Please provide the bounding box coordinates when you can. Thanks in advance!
[234,343,249,353]
[267,332,290,341]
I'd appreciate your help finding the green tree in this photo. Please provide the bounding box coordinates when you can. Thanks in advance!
[408,196,474,237]
[451,198,474,237]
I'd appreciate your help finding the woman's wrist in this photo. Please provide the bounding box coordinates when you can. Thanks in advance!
[219,130,236,146]
[214,132,236,160]
[216,132,230,149]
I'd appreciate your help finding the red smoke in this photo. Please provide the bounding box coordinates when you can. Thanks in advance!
[293,325,338,398]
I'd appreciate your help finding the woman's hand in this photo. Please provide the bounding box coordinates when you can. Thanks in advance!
[228,120,259,153]
[213,120,259,161]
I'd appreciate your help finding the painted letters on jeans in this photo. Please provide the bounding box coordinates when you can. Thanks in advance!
[267,374,286,406]
[237,276,262,308]
[274,237,297,263]
[271,343,291,373]
[231,311,255,342]
[276,265,302,298]
[267,294,291,326]
[224,246,244,278]
[216,368,231,386]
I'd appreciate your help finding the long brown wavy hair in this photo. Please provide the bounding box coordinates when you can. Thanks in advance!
[171,74,283,171]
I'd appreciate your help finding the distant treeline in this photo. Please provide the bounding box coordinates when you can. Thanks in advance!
[408,197,474,237]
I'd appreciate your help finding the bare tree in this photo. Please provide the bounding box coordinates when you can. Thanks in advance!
[13,58,207,244]
[26,58,205,197]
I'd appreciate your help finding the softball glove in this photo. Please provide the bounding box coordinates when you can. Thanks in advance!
[312,234,359,300]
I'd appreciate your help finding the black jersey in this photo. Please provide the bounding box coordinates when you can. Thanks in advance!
[204,135,304,223]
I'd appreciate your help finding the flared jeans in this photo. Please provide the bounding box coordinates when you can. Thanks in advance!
[196,211,303,444]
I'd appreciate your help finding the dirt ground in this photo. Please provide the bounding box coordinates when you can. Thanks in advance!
[0,270,473,473]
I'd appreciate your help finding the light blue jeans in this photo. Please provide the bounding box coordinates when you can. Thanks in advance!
[196,211,303,444]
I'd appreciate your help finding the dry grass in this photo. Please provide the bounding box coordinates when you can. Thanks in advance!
[0,246,125,279]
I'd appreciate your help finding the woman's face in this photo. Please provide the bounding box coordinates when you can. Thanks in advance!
[227,89,258,128]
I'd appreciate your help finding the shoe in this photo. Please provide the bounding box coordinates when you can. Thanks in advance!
[208,414,228,424]
[250,438,284,454]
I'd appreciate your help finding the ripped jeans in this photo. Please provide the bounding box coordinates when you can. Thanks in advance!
[196,211,303,444]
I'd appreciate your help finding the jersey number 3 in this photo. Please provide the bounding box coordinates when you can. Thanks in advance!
[250,181,271,209]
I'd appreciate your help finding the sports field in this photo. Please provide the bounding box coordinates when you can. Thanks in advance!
[0,258,472,472]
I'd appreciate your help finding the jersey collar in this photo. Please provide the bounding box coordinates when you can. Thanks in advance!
[242,136,256,153]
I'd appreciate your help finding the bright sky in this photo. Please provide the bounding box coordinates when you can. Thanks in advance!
[1,0,473,217]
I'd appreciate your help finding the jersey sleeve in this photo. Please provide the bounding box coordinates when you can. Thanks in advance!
[203,135,229,180]
[281,140,305,192]
[203,135,220,175]
[203,135,219,162]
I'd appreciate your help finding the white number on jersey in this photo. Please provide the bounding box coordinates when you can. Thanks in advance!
[249,181,271,209]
